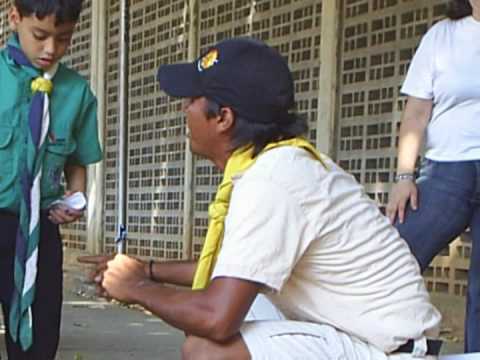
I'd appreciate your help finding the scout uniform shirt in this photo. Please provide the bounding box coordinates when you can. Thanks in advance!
[0,35,102,212]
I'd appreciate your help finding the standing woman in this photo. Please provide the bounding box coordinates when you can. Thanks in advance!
[387,0,480,352]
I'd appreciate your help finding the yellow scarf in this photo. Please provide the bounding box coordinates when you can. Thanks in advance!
[192,137,327,290]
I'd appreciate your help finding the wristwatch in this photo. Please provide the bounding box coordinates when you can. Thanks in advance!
[395,173,415,182]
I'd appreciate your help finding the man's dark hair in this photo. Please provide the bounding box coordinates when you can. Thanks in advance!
[206,99,308,157]
[446,0,472,19]
[14,0,83,24]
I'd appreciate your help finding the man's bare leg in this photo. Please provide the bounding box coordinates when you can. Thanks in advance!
[181,334,251,360]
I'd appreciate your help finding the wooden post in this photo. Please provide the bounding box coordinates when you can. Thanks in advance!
[86,0,107,254]
[182,0,199,260]
[316,0,341,159]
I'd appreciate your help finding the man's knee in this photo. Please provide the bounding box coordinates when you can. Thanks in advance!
[181,335,250,360]
[182,336,209,360]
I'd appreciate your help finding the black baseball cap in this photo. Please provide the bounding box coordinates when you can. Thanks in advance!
[157,37,295,124]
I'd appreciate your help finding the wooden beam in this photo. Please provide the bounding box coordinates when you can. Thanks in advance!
[316,0,340,159]
[86,0,107,254]
[182,0,199,260]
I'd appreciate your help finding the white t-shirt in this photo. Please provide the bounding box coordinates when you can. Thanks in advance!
[212,147,441,353]
[401,16,480,161]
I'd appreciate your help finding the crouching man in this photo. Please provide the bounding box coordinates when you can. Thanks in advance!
[80,38,442,359]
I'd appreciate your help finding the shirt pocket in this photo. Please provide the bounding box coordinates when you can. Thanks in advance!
[0,126,16,192]
[41,143,70,198]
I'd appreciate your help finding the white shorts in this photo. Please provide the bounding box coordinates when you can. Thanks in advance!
[241,295,437,360]
[240,320,438,360]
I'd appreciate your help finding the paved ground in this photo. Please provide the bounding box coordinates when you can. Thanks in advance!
[0,249,476,359]
[1,250,184,360]
[56,297,183,359]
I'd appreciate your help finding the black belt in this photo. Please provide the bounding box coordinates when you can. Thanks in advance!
[0,209,50,218]
[393,339,443,356]
[0,209,17,218]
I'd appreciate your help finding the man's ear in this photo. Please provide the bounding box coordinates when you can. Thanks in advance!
[217,107,235,134]
[8,6,21,32]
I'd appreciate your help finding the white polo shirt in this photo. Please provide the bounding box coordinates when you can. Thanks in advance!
[212,147,441,353]
[401,16,480,161]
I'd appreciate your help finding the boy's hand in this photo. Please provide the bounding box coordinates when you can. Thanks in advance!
[48,204,83,224]
[48,190,85,224]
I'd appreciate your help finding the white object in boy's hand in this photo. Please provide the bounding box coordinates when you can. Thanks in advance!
[51,192,87,211]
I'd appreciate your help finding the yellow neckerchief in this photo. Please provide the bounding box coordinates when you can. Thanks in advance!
[192,137,327,290]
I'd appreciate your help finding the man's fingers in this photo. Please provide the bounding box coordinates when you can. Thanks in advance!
[103,291,112,302]
[86,269,97,283]
[95,285,111,301]
[95,284,104,296]
[102,273,111,292]
[94,272,104,284]
[78,255,100,264]
[77,255,111,264]
[96,263,108,274]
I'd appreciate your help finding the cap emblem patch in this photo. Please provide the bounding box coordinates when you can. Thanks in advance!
[198,49,219,72]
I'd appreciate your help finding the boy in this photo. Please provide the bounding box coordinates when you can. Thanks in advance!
[0,1,102,358]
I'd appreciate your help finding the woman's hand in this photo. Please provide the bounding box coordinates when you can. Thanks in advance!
[386,180,418,224]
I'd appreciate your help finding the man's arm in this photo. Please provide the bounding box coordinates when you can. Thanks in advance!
[102,255,260,342]
[78,256,197,287]
[150,260,197,287]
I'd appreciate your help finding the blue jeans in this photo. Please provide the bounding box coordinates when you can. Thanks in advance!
[395,159,480,352]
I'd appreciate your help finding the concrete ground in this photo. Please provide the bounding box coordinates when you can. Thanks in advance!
[55,295,183,360]
[1,250,184,360]
[0,249,476,359]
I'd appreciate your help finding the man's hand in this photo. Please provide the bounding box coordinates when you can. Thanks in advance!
[77,254,114,297]
[78,255,261,339]
[102,255,150,304]
[386,180,418,224]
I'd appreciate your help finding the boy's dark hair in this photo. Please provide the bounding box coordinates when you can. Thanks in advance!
[446,0,472,20]
[14,0,83,24]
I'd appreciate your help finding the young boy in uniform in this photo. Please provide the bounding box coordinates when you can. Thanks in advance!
[0,1,102,358]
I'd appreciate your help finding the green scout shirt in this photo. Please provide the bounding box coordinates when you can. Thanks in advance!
[0,36,103,212]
